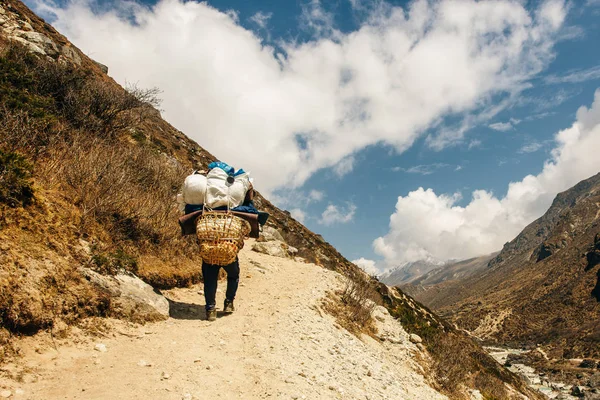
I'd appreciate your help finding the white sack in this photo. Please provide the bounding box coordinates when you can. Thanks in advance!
[182,173,207,205]
[205,168,250,209]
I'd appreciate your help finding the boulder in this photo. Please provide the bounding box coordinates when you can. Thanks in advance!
[372,305,389,322]
[82,268,169,322]
[15,31,59,56]
[258,226,284,242]
[409,334,423,344]
[251,240,295,258]
[93,59,109,74]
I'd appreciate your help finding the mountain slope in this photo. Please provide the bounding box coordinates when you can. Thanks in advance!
[427,172,600,358]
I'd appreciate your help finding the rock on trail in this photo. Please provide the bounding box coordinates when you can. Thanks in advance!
[0,243,445,400]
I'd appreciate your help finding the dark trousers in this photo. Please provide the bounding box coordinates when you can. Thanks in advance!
[202,258,240,311]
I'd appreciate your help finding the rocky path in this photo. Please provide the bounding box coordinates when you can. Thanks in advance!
[1,244,444,400]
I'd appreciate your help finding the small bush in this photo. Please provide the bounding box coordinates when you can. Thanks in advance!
[91,248,139,275]
[340,271,378,327]
[324,270,380,335]
[0,149,34,207]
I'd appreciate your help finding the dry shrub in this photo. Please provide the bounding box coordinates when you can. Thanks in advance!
[45,133,187,246]
[0,105,64,161]
[341,271,378,326]
[324,270,380,335]
[428,333,474,393]
[378,286,540,399]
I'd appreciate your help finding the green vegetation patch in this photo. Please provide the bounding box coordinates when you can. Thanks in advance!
[0,149,34,207]
[0,46,57,120]
[91,248,139,276]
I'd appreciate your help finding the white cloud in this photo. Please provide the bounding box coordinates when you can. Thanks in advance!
[489,122,514,131]
[518,141,544,153]
[352,257,380,276]
[299,0,338,39]
[249,11,272,29]
[308,190,324,202]
[320,203,357,226]
[468,139,482,150]
[289,208,307,223]
[545,65,600,84]
[393,163,450,175]
[34,0,567,195]
[519,89,580,112]
[374,88,600,265]
[333,155,355,178]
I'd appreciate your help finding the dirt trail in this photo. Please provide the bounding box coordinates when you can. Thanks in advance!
[1,243,445,400]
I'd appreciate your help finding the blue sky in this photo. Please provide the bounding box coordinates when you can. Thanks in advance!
[29,0,600,273]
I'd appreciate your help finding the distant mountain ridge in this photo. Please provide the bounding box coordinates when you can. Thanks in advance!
[415,172,600,359]
[400,253,498,298]
[380,258,445,286]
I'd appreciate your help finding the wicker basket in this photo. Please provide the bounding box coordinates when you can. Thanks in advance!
[196,211,251,265]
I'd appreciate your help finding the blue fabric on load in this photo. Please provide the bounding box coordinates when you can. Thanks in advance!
[184,203,268,225]
[186,203,259,215]
[184,204,227,215]
[232,203,258,214]
[208,161,235,176]
[234,168,246,176]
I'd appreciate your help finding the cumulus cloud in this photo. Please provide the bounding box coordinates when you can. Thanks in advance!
[352,257,379,276]
[320,203,357,225]
[32,0,566,195]
[374,88,600,265]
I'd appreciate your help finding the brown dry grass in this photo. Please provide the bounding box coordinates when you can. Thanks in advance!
[323,271,380,337]
[0,195,111,335]
[0,42,204,341]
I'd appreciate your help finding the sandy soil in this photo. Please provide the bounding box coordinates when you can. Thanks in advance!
[0,244,445,400]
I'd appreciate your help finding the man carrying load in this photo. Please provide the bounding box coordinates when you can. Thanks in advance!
[177,161,266,321]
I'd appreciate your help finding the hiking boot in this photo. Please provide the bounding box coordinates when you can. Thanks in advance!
[223,300,235,314]
[206,309,217,321]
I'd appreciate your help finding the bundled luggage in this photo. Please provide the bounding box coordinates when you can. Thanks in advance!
[177,161,267,266]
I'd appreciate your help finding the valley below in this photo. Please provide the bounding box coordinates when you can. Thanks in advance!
[485,346,600,400]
